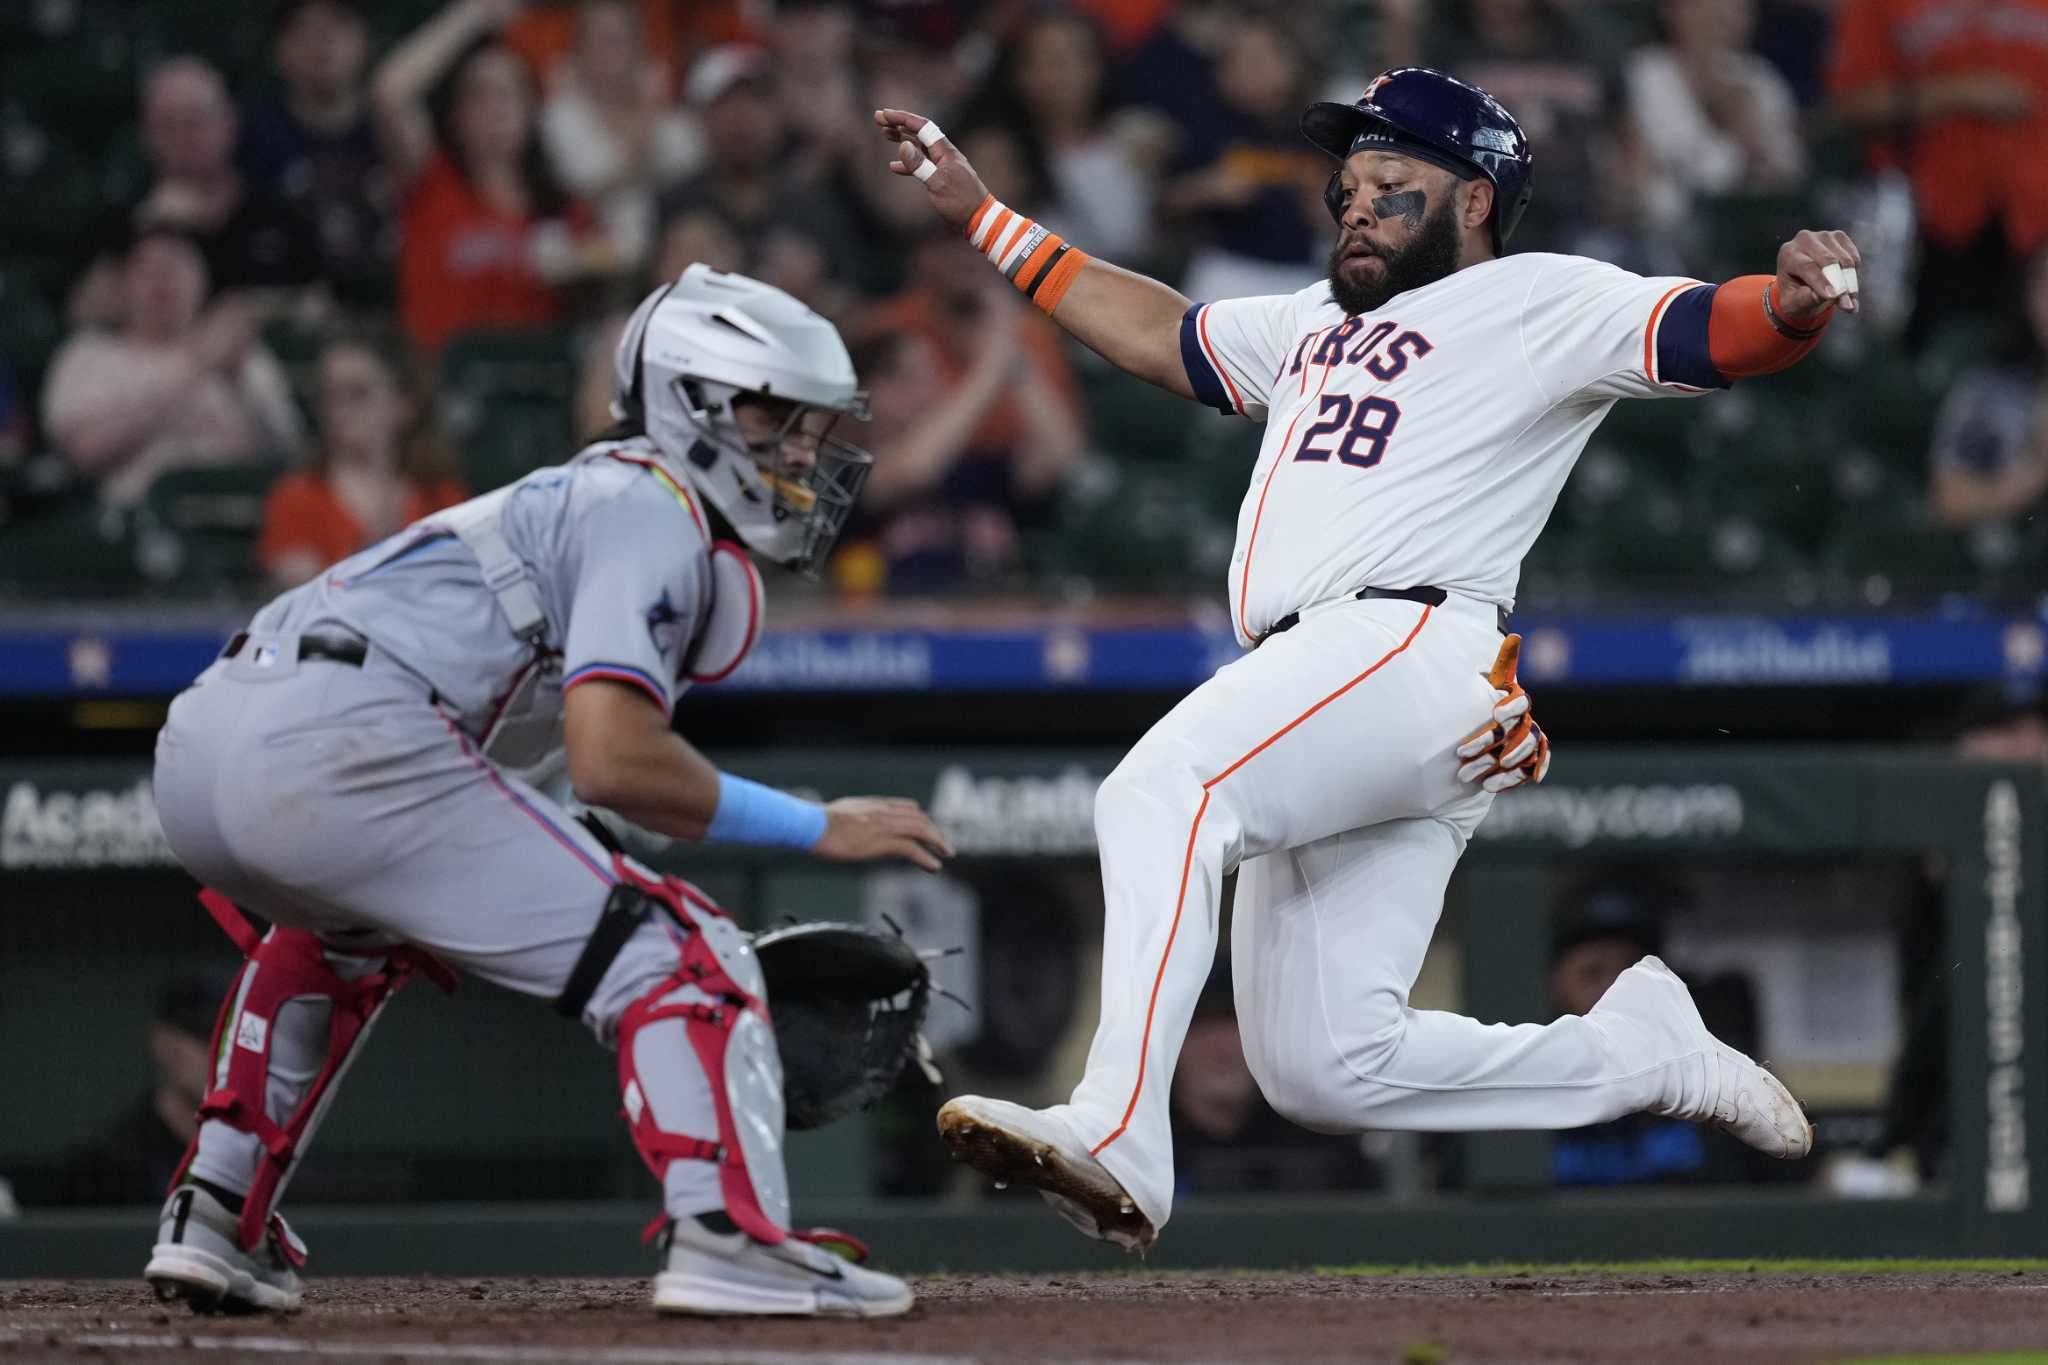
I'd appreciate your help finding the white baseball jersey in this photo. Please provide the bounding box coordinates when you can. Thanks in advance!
[1180,252,1725,645]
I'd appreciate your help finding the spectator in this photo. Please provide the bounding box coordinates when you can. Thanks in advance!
[500,0,713,93]
[38,973,231,1206]
[540,0,703,271]
[1159,13,1330,300]
[1546,880,1771,1188]
[1109,0,1236,157]
[658,45,863,288]
[260,332,465,589]
[1169,964,1376,1195]
[843,246,1085,594]
[43,229,304,507]
[1827,0,2048,340]
[1926,249,2048,527]
[70,57,325,327]
[1624,0,1805,216]
[572,204,748,439]
[1546,886,1711,1187]
[1433,0,1611,254]
[959,6,1165,263]
[373,0,611,354]
[238,0,397,307]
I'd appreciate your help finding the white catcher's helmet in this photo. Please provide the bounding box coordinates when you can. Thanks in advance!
[613,264,872,575]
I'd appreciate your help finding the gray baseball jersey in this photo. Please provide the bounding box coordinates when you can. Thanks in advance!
[248,435,713,746]
[156,437,753,1224]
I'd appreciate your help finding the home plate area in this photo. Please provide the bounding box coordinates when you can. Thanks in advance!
[6,1270,2048,1364]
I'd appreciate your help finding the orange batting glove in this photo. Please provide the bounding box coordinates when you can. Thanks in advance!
[1455,633,1551,793]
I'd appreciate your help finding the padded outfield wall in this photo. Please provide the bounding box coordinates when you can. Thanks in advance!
[0,748,2041,1273]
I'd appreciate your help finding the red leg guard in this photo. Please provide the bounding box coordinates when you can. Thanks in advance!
[172,889,455,1256]
[611,857,789,1246]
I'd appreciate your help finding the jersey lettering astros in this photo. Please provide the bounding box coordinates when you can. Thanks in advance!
[1179,252,1725,645]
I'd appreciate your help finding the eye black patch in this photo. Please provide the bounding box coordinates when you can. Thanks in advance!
[1369,190,1428,230]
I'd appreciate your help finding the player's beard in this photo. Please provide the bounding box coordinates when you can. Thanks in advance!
[1326,194,1464,315]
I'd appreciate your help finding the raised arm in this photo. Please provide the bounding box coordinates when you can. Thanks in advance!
[874,108,1195,400]
[372,0,518,187]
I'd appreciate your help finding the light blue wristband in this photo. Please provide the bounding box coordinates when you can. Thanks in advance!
[703,772,828,850]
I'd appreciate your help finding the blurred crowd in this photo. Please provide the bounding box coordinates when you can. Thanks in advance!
[0,0,2045,603]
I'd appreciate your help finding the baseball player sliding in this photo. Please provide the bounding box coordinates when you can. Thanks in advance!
[143,267,946,1316]
[880,67,1849,1250]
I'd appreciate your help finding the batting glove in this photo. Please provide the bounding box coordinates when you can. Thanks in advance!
[1455,633,1551,794]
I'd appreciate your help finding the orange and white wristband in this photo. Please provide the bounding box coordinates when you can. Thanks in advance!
[965,193,1091,315]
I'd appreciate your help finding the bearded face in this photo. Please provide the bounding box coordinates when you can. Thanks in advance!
[1324,151,1479,315]
[1326,183,1465,315]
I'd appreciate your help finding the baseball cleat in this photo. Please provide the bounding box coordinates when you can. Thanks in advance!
[652,1213,914,1318]
[937,1095,1157,1253]
[1596,956,1814,1160]
[144,1182,304,1315]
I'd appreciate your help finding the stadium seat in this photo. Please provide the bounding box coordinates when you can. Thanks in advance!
[1079,367,1194,466]
[140,464,276,590]
[1,27,136,131]
[1696,192,1810,281]
[0,269,61,387]
[0,502,142,597]
[1039,466,1224,590]
[1824,518,1981,604]
[438,329,579,493]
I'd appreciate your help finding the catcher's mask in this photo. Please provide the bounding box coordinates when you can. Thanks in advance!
[754,921,937,1131]
[682,387,872,578]
[617,265,874,578]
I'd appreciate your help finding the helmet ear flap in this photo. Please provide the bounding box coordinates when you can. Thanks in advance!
[1322,171,1346,225]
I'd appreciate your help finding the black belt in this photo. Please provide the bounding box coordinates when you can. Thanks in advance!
[1263,586,1508,641]
[221,630,368,667]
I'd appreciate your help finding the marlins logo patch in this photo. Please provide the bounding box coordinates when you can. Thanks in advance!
[645,589,686,657]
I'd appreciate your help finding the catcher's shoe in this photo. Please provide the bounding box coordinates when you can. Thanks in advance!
[1594,956,1813,1159]
[652,1214,914,1318]
[144,1182,304,1314]
[937,1095,1156,1253]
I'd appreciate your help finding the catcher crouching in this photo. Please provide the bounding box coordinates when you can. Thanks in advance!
[143,267,951,1317]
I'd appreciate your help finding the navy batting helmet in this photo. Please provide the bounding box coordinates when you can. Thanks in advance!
[1301,67,1534,252]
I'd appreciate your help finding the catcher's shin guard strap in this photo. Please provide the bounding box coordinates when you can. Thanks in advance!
[182,889,453,1255]
[555,880,659,1019]
[554,854,729,1019]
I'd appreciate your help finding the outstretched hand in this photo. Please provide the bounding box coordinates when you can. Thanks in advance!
[873,108,990,230]
[1776,228,1863,321]
[814,795,955,873]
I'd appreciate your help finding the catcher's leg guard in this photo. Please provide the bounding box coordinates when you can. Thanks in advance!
[563,856,790,1245]
[172,889,456,1260]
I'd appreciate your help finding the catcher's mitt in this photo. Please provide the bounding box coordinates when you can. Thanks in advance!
[755,921,936,1131]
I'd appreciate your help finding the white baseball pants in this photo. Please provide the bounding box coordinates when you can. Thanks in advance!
[1046,593,1689,1230]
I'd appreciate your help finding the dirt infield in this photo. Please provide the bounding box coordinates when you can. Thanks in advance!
[5,1270,2047,1363]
